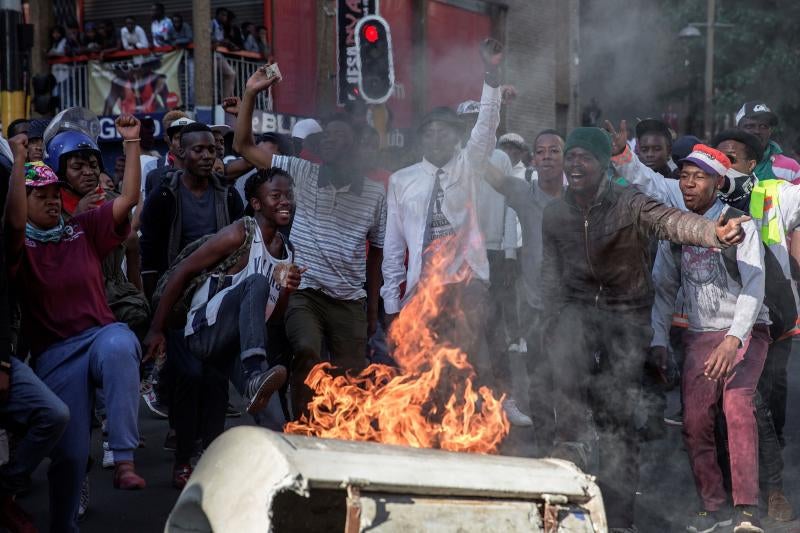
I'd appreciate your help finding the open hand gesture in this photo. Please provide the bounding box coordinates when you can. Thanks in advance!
[604,120,629,156]
[115,114,141,141]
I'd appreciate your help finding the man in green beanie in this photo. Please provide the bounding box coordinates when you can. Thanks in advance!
[540,126,751,532]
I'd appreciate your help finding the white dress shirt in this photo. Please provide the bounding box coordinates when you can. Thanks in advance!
[381,82,501,314]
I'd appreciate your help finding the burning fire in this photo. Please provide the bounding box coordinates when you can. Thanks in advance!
[285,237,511,454]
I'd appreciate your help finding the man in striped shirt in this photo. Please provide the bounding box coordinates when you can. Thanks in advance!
[233,70,387,418]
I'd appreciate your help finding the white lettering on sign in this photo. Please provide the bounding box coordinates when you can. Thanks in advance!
[251,111,304,135]
[346,47,359,84]
[98,115,162,141]
[387,129,405,148]
[392,82,406,100]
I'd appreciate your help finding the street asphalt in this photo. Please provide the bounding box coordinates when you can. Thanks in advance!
[16,353,800,532]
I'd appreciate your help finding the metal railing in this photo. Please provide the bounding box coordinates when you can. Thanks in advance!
[52,62,89,109]
[213,49,272,112]
[46,47,273,116]
[48,47,194,115]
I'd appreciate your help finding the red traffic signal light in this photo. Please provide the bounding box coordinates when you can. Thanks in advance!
[355,15,394,104]
[364,24,379,43]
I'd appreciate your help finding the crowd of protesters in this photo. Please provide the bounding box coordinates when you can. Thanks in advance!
[2,33,800,533]
[46,4,268,59]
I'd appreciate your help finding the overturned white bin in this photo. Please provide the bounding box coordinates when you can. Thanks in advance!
[165,426,606,533]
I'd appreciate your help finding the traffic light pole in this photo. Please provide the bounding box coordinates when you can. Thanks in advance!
[0,0,25,132]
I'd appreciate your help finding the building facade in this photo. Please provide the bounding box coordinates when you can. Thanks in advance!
[25,0,579,144]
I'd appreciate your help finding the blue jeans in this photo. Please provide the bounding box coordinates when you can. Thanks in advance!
[0,358,70,495]
[35,323,141,533]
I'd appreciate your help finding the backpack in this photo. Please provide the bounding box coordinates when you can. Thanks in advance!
[151,216,257,329]
[670,207,797,340]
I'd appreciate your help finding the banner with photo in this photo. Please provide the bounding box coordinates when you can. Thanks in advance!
[88,50,184,116]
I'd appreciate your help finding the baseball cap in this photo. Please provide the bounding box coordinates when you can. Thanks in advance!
[291,119,322,140]
[671,135,701,165]
[24,161,61,188]
[418,106,463,133]
[210,124,233,136]
[679,144,731,177]
[498,133,527,150]
[710,129,764,164]
[27,119,50,141]
[735,101,778,127]
[456,100,481,116]
[166,116,195,137]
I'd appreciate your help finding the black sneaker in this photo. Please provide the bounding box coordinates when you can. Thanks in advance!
[163,429,177,452]
[732,506,763,533]
[244,365,288,415]
[686,510,732,533]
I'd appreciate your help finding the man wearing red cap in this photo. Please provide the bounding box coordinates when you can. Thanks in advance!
[651,145,769,533]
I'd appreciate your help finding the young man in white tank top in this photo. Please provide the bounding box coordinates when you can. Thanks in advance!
[144,168,301,486]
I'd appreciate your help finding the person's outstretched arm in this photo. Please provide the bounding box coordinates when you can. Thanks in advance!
[232,68,280,169]
[143,220,246,361]
[112,115,143,226]
[4,135,30,267]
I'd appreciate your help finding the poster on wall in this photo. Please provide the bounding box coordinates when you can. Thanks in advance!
[337,0,378,105]
[88,50,183,116]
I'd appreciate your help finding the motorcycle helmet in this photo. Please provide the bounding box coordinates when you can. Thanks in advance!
[44,130,103,176]
[42,107,103,176]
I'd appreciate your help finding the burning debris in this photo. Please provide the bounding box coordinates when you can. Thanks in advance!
[285,237,510,453]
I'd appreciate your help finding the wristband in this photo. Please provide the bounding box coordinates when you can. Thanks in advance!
[123,138,141,143]
[484,70,501,88]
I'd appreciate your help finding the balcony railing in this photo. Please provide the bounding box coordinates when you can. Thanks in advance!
[46,46,270,116]
[213,48,273,112]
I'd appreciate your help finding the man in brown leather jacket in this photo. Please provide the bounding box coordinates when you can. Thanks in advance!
[540,127,749,532]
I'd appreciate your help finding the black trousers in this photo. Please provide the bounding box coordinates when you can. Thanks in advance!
[166,330,229,464]
[548,303,651,528]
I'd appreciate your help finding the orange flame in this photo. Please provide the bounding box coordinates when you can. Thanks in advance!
[285,237,510,454]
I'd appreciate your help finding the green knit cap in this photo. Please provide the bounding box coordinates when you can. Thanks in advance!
[564,127,612,168]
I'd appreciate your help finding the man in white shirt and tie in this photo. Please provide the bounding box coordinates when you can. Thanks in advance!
[381,39,503,395]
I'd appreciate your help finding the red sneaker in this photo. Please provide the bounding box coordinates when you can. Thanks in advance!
[172,463,193,490]
[113,461,146,490]
[0,495,38,533]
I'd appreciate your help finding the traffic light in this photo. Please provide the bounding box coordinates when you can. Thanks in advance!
[355,15,394,104]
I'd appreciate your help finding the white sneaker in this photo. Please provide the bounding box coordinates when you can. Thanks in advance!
[102,441,114,469]
[519,338,528,353]
[507,342,521,352]
[504,398,533,427]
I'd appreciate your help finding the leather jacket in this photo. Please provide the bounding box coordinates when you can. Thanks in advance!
[541,179,726,313]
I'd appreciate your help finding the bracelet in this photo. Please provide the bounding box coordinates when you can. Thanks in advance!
[123,138,141,143]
